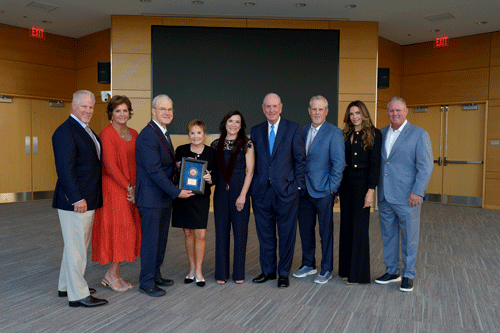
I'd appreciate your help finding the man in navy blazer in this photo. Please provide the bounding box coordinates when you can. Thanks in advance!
[375,96,433,292]
[135,94,193,297]
[250,93,306,288]
[52,90,107,307]
[293,96,345,284]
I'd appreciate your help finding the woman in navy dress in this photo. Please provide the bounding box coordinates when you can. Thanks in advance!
[338,100,382,284]
[211,110,254,284]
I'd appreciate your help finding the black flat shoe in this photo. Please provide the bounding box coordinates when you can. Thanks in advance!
[59,288,96,297]
[184,275,195,284]
[68,295,108,308]
[278,276,289,288]
[139,285,166,297]
[196,277,205,287]
[252,272,277,283]
[155,278,174,287]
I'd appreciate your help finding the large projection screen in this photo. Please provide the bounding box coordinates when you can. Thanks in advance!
[152,26,339,134]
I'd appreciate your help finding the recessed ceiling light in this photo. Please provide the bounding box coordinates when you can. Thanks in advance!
[192,1,204,4]
[244,2,256,5]
[0,10,4,14]
[477,21,487,25]
[345,4,357,9]
[407,34,412,36]
[23,15,28,18]
[295,3,306,7]
[431,29,440,33]
[42,20,51,24]
[140,0,151,2]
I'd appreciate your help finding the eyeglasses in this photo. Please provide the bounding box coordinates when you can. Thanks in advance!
[155,107,174,113]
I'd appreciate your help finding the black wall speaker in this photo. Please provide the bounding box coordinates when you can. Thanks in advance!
[377,68,390,89]
[97,62,111,84]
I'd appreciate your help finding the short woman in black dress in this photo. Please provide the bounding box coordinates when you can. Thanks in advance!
[211,110,254,284]
[172,119,217,287]
[338,100,382,284]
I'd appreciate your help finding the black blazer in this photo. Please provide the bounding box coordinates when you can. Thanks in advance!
[52,116,103,211]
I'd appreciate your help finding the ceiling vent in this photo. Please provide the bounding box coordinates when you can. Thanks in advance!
[425,12,455,22]
[25,1,58,12]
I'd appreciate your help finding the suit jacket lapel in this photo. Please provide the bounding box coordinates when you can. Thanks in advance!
[381,126,389,159]
[271,120,286,159]
[388,124,410,160]
[261,123,271,160]
[68,116,100,160]
[308,123,326,155]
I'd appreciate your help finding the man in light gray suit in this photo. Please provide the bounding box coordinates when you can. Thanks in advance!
[293,95,345,284]
[375,96,433,292]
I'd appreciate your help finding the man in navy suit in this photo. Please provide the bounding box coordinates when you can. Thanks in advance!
[135,94,194,297]
[293,96,345,284]
[375,96,433,292]
[52,90,108,307]
[250,93,306,288]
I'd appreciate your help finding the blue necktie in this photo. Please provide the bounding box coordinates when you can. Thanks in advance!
[269,125,275,155]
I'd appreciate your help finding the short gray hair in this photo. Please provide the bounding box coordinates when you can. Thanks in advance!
[152,94,173,109]
[388,96,406,108]
[309,95,328,108]
[73,90,95,105]
[263,93,281,105]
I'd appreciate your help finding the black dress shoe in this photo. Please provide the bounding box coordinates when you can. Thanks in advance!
[277,276,289,288]
[155,278,174,287]
[196,277,206,287]
[184,275,195,284]
[139,285,166,297]
[68,295,108,308]
[59,288,96,297]
[252,272,277,283]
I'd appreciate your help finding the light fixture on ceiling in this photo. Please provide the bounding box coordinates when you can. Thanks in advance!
[345,5,356,9]
[192,1,204,4]
[140,0,151,2]
[244,2,256,6]
[477,21,487,25]
[295,3,306,7]
[431,29,440,33]
[23,15,28,18]
[0,10,4,14]
[407,34,412,36]
[42,20,51,24]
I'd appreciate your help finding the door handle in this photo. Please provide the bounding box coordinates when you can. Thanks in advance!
[25,136,31,155]
[433,157,442,166]
[444,157,482,165]
[33,136,38,155]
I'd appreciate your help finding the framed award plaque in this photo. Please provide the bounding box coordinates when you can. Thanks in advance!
[178,157,207,195]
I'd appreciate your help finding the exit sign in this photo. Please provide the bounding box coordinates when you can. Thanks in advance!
[30,27,45,39]
[435,36,449,48]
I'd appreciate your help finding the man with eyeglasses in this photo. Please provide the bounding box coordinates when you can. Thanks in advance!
[135,94,194,297]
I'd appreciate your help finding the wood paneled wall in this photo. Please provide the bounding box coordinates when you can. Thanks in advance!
[111,16,378,138]
[378,32,500,209]
[0,23,76,99]
[75,29,112,135]
[376,37,402,129]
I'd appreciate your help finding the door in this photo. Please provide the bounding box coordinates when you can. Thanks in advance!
[31,100,71,199]
[407,103,485,207]
[0,98,32,202]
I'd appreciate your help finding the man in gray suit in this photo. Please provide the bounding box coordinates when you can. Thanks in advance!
[375,96,433,292]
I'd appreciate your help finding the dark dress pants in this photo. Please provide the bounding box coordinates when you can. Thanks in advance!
[297,189,334,274]
[138,206,171,289]
[252,183,298,277]
[338,168,371,283]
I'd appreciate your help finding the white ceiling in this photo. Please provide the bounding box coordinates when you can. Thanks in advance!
[0,0,498,45]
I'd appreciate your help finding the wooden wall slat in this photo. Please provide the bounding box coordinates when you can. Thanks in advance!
[76,29,111,70]
[112,16,162,54]
[126,98,152,133]
[402,34,491,75]
[401,68,489,105]
[333,21,378,59]
[76,66,112,100]
[486,142,500,172]
[112,54,151,90]
[0,23,76,70]
[491,31,500,67]
[378,37,402,75]
[339,59,377,94]
[163,17,246,27]
[487,106,500,138]
[247,19,329,30]
[0,59,75,99]
[490,66,500,100]
[484,179,500,207]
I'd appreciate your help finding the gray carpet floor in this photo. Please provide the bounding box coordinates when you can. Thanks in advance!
[1,201,499,332]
